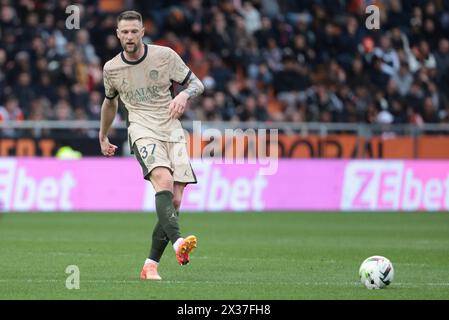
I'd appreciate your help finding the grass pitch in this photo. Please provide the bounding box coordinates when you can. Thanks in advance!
[0,211,448,300]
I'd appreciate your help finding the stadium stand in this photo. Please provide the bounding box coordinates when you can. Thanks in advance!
[0,0,448,132]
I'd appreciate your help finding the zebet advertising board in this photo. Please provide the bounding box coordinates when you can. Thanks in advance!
[0,159,448,212]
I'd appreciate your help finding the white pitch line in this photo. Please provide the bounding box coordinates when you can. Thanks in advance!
[0,279,449,287]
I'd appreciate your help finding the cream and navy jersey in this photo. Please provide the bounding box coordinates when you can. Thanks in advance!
[103,44,191,144]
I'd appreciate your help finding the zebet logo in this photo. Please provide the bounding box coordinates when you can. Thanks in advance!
[341,161,449,211]
[144,160,268,211]
[0,160,76,211]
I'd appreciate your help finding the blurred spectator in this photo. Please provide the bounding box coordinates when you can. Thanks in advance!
[74,107,97,138]
[0,96,24,137]
[200,94,219,121]
[0,0,447,126]
[0,48,7,103]
[391,61,413,97]
[209,12,234,60]
[338,16,362,70]
[76,29,99,64]
[238,95,269,122]
[254,16,276,49]
[390,99,407,124]
[347,58,369,89]
[434,38,449,94]
[28,97,53,137]
[373,35,400,76]
[54,99,74,121]
[260,0,280,18]
[369,56,390,92]
[421,96,439,123]
[209,55,233,92]
[12,72,35,116]
[273,54,310,110]
[406,39,437,73]
[240,1,261,35]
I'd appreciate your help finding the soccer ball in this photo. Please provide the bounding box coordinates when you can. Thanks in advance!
[359,256,394,289]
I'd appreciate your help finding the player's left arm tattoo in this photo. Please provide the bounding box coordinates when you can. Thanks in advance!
[182,73,204,99]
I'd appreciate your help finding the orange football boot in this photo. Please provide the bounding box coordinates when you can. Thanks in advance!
[176,235,197,266]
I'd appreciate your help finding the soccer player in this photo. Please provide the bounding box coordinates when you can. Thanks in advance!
[99,11,204,280]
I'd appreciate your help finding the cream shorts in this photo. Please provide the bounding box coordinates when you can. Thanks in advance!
[132,137,197,184]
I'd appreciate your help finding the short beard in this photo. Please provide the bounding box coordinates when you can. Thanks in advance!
[123,42,139,54]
